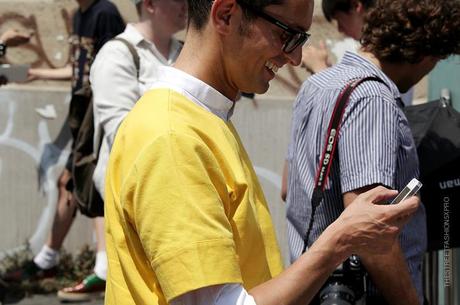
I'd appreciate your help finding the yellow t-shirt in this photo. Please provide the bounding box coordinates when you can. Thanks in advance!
[104,88,283,305]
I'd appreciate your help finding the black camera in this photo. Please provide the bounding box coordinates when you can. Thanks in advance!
[319,255,367,305]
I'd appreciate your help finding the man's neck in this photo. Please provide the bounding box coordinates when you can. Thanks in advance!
[134,21,172,60]
[359,50,413,93]
[174,29,239,101]
[78,0,96,13]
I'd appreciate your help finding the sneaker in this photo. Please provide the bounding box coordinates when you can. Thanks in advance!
[2,260,57,282]
[0,278,7,301]
[57,273,105,302]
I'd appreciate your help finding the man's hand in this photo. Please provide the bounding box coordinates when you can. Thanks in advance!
[342,186,421,305]
[301,40,331,74]
[332,186,420,257]
[27,68,38,82]
[0,29,32,47]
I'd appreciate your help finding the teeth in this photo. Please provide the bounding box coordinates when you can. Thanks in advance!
[265,61,279,73]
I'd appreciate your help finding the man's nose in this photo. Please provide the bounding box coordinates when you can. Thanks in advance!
[284,45,302,66]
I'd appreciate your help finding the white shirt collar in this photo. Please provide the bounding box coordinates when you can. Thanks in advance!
[123,24,145,46]
[149,66,235,121]
[124,24,182,65]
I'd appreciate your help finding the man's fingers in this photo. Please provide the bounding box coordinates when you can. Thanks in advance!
[385,196,420,223]
[319,40,327,50]
[360,185,398,203]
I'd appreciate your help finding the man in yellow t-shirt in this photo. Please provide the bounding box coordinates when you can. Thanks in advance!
[104,1,421,305]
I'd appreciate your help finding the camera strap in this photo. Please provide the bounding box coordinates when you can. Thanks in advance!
[301,76,387,254]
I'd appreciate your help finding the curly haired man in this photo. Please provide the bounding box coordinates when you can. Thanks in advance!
[286,0,460,304]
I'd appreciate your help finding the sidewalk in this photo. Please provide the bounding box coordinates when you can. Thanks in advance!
[5,294,103,305]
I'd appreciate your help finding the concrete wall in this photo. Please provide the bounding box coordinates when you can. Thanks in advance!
[0,85,93,255]
[0,85,293,264]
[233,97,294,263]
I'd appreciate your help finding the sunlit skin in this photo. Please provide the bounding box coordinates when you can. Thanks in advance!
[225,0,314,97]
[333,9,364,40]
[135,0,187,59]
[175,0,314,101]
[362,51,440,93]
[330,0,366,40]
[152,0,188,35]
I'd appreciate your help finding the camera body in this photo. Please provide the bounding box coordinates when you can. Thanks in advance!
[319,255,367,305]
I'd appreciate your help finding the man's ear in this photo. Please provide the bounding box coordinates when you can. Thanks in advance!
[211,0,239,35]
[143,0,155,14]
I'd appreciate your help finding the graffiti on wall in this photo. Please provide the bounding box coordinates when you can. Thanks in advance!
[0,92,285,258]
[0,91,71,258]
[0,6,310,95]
[0,8,73,68]
[0,6,75,256]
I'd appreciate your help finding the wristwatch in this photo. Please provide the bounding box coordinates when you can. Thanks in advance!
[0,42,7,57]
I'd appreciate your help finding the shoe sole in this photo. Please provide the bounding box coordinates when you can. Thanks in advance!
[57,290,105,302]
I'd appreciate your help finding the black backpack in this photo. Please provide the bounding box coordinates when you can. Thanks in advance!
[404,98,460,251]
[71,37,140,217]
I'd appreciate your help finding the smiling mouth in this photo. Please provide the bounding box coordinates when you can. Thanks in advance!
[265,61,279,73]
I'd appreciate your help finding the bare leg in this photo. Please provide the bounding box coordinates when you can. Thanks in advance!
[93,217,107,280]
[281,160,289,202]
[46,169,76,250]
[94,217,105,252]
[57,217,107,300]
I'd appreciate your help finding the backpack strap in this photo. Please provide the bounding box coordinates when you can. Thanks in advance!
[111,37,140,79]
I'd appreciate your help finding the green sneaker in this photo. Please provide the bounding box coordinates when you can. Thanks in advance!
[57,273,105,302]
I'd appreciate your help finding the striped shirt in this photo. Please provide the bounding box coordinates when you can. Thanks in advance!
[286,51,427,301]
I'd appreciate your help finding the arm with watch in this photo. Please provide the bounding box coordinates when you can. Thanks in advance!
[0,29,32,57]
[0,29,32,86]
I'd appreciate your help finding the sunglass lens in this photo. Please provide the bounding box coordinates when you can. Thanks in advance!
[284,34,306,53]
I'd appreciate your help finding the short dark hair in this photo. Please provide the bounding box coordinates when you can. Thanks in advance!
[361,0,460,64]
[187,0,283,30]
[322,0,374,22]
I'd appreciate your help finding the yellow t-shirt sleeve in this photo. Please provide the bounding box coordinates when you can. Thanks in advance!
[124,131,242,301]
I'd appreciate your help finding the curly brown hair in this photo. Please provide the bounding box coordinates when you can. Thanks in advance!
[361,0,460,63]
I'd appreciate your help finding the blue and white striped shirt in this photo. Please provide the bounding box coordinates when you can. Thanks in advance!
[286,51,427,301]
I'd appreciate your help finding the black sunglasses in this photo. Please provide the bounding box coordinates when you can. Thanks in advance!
[237,1,311,53]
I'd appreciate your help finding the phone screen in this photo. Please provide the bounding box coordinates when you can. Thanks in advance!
[390,178,422,204]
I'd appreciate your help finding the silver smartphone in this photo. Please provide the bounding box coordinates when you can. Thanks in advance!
[0,64,29,82]
[390,178,422,204]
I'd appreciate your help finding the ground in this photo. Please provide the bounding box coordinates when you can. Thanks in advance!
[5,294,103,305]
